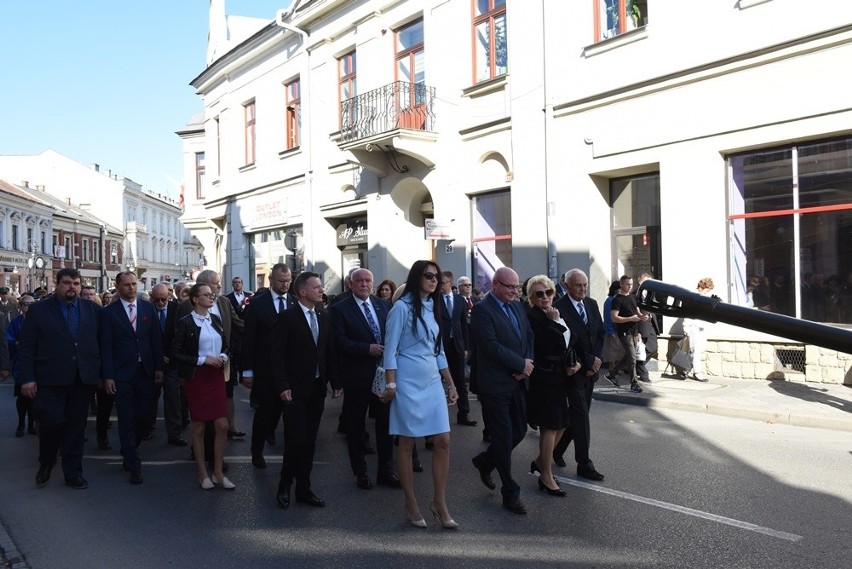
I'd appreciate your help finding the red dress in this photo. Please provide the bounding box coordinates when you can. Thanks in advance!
[184,365,227,421]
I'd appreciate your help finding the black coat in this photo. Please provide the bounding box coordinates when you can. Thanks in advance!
[171,312,229,381]
[526,306,574,387]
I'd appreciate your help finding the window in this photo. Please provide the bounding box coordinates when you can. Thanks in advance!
[196,152,206,200]
[52,234,59,256]
[611,174,661,281]
[472,190,512,292]
[215,116,221,177]
[596,0,647,42]
[285,79,301,149]
[244,100,256,165]
[338,51,357,129]
[472,0,507,83]
[728,138,852,324]
[82,238,89,261]
[64,236,71,260]
[395,19,427,129]
[93,239,100,263]
[12,224,20,251]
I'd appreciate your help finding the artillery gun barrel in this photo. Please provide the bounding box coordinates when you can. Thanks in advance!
[636,279,852,354]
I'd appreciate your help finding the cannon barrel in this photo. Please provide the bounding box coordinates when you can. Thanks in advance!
[636,279,852,354]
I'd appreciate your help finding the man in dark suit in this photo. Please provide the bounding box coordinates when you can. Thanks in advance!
[0,286,19,320]
[148,283,186,446]
[553,268,606,481]
[329,267,398,490]
[100,271,164,484]
[241,263,296,468]
[439,271,477,426]
[19,268,102,489]
[271,271,341,509]
[225,276,250,315]
[553,273,570,301]
[469,267,534,515]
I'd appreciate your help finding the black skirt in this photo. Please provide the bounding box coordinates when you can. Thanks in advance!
[526,373,569,430]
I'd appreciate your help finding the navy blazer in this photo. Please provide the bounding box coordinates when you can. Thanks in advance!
[554,294,605,377]
[329,294,391,390]
[100,298,164,382]
[271,303,340,398]
[469,293,534,395]
[241,290,297,378]
[18,296,103,387]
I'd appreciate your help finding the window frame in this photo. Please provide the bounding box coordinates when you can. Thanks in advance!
[594,0,646,43]
[243,100,256,166]
[195,152,206,200]
[338,51,357,130]
[285,78,301,150]
[471,0,508,84]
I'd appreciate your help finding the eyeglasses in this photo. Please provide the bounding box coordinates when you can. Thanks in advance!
[422,272,439,281]
[534,289,555,299]
[496,279,522,291]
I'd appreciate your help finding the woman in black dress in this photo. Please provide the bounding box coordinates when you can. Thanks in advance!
[525,275,581,496]
[172,283,234,490]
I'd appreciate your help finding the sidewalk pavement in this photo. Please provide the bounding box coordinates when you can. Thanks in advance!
[593,370,852,432]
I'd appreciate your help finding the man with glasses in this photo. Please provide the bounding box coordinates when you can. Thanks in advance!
[148,283,186,446]
[469,267,534,515]
[552,268,607,481]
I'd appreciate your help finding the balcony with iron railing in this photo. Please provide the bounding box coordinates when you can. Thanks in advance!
[334,81,438,175]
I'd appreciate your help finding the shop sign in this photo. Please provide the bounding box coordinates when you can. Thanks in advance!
[336,221,368,246]
[252,200,286,227]
[424,218,454,240]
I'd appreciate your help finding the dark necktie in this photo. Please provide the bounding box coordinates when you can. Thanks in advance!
[362,301,382,344]
[66,303,78,336]
[159,309,166,331]
[502,302,520,337]
[278,295,285,314]
[445,295,454,338]
[576,301,588,324]
[466,297,473,309]
[309,309,319,344]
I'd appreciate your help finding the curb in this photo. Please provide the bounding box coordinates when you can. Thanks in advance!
[592,391,852,432]
[0,521,29,569]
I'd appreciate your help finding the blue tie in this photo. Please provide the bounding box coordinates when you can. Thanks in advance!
[159,309,167,331]
[576,301,588,324]
[362,301,382,343]
[502,302,520,337]
[65,303,78,337]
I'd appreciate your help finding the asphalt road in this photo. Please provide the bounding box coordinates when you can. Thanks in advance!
[1,381,850,569]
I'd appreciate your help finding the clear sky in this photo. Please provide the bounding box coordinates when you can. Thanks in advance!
[0,0,289,199]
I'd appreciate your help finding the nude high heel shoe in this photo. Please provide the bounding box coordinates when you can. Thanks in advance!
[404,505,427,528]
[430,502,459,530]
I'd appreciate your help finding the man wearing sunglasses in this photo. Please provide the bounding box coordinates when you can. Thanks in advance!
[552,268,607,482]
[469,267,534,515]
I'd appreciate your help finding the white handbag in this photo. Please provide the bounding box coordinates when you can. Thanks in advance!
[371,357,387,396]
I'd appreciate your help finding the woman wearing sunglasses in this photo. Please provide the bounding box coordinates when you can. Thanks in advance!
[525,275,581,496]
[381,260,459,529]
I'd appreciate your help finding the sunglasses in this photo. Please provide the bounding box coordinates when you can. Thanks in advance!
[534,289,555,299]
[422,272,439,281]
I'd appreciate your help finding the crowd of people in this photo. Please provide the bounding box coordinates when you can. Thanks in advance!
[1,262,706,526]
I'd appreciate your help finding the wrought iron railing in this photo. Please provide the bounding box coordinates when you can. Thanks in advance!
[339,81,436,143]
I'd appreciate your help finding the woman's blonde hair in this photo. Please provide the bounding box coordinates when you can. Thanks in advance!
[525,274,555,306]
[697,277,715,291]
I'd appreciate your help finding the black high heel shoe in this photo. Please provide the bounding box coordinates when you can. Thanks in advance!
[530,460,541,475]
[538,478,566,497]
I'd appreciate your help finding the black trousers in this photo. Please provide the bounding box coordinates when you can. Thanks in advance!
[445,343,471,418]
[342,385,392,477]
[114,366,154,472]
[34,376,95,479]
[95,388,115,440]
[555,373,595,467]
[474,381,527,498]
[251,375,284,456]
[280,379,327,493]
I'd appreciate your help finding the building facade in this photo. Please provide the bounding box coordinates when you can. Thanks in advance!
[0,150,203,290]
[182,0,852,384]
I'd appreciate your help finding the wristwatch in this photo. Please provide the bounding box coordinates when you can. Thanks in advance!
[385,383,397,389]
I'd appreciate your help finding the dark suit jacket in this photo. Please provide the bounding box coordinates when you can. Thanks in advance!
[225,291,250,315]
[271,303,340,399]
[329,294,391,391]
[439,292,469,354]
[241,290,297,378]
[0,311,10,372]
[469,293,534,395]
[554,294,605,376]
[18,296,103,386]
[171,312,229,381]
[100,298,164,382]
[157,300,179,369]
[526,305,573,387]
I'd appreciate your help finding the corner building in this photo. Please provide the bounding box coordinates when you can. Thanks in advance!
[182,0,852,384]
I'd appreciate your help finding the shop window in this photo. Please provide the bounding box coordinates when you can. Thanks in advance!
[596,0,647,42]
[610,174,661,281]
[729,138,852,324]
[472,190,512,292]
[472,0,507,83]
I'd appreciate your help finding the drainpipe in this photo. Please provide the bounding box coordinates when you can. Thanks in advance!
[276,7,314,270]
[542,2,557,280]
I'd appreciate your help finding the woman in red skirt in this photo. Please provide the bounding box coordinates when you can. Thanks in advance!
[172,283,234,490]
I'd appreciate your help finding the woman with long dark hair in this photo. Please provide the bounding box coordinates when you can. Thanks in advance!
[381,260,459,529]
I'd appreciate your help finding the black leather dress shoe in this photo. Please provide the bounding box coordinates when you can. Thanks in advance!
[142,431,153,441]
[227,429,246,439]
[356,474,373,490]
[276,483,291,509]
[97,437,112,450]
[552,454,567,468]
[471,455,496,490]
[412,459,424,473]
[252,453,267,469]
[15,425,25,437]
[296,490,326,507]
[502,496,528,515]
[577,466,605,481]
[36,464,53,488]
[129,471,144,485]
[457,415,479,426]
[65,476,89,490]
[377,472,401,488]
[168,436,188,447]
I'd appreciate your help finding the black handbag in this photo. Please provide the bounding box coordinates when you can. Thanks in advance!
[562,347,578,375]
